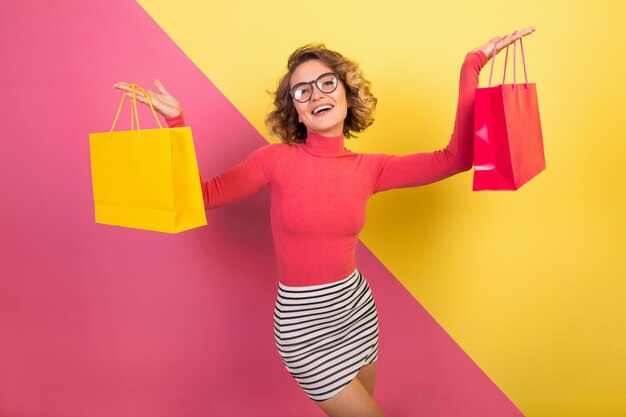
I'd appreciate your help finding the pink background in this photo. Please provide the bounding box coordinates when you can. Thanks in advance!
[0,1,522,416]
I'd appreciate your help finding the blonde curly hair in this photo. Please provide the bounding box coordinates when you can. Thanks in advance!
[265,44,377,144]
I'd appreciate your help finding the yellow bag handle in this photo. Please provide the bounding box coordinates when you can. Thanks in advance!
[109,83,163,139]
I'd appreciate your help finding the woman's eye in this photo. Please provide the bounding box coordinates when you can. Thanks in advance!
[293,87,310,101]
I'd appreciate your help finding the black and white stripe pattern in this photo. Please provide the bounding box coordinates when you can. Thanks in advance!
[273,269,379,401]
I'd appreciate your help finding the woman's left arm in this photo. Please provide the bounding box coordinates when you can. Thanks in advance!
[372,27,536,194]
[373,50,487,193]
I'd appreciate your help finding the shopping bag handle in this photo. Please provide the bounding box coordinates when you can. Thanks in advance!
[109,83,163,139]
[487,38,529,90]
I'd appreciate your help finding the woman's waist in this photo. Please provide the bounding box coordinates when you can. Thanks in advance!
[277,262,359,287]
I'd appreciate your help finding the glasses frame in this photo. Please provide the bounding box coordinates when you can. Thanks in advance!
[289,72,340,103]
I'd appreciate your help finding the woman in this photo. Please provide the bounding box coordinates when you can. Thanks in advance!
[114,27,535,417]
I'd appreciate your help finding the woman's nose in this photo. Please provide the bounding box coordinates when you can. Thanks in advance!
[311,86,325,101]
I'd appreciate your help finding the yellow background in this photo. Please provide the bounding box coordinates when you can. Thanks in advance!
[137,1,626,415]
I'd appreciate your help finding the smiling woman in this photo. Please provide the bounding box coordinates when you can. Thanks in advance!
[265,44,377,143]
[291,61,349,137]
[112,27,535,417]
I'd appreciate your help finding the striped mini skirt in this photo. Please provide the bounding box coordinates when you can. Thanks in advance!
[273,269,379,402]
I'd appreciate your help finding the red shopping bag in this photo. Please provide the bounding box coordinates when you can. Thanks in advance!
[473,38,545,191]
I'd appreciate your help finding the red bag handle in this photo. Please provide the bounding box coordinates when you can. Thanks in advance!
[487,38,529,90]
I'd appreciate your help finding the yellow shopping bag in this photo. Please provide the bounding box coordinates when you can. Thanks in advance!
[89,84,206,233]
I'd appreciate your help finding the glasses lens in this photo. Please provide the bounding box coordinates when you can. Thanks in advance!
[292,84,312,103]
[317,73,338,93]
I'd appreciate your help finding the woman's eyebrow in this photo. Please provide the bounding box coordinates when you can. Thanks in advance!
[292,74,322,86]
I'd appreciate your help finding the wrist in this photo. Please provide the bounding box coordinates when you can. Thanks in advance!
[165,112,185,127]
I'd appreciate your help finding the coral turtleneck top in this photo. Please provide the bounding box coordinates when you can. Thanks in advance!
[166,50,488,286]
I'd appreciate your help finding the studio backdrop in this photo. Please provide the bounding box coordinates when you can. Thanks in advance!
[0,1,625,417]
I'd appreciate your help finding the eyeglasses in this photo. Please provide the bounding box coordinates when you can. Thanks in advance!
[290,72,339,103]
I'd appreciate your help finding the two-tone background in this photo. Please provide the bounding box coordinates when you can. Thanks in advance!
[1,1,624,416]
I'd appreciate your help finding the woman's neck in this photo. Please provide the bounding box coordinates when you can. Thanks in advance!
[302,131,352,157]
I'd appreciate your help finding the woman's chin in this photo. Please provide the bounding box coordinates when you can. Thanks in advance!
[307,122,343,137]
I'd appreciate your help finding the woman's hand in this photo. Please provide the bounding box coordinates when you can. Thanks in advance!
[112,79,182,119]
[471,26,536,59]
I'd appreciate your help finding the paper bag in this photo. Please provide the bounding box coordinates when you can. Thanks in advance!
[89,84,206,233]
[473,38,546,191]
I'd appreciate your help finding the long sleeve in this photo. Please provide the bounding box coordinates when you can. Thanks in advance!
[372,50,488,193]
[165,113,278,210]
[199,145,278,209]
[165,112,186,128]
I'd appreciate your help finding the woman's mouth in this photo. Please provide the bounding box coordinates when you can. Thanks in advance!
[312,104,334,116]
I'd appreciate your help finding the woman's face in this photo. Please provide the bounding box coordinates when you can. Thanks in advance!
[290,59,349,138]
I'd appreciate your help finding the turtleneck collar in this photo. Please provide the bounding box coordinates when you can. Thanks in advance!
[300,131,354,158]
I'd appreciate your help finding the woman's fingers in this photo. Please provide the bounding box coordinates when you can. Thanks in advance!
[136,88,156,103]
[112,80,181,118]
[517,26,536,38]
[496,26,536,50]
[479,26,536,58]
[112,82,157,96]
[124,89,180,116]
[114,83,156,104]
[113,82,147,96]
[125,91,149,105]
[112,82,132,92]
[153,79,169,95]
[124,90,157,108]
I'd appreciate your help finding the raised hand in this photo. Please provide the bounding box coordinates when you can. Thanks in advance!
[112,79,182,119]
[471,26,536,59]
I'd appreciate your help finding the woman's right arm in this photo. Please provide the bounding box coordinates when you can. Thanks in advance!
[114,80,277,210]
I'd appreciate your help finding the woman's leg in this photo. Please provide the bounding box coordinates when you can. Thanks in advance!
[315,375,386,417]
[356,361,377,397]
